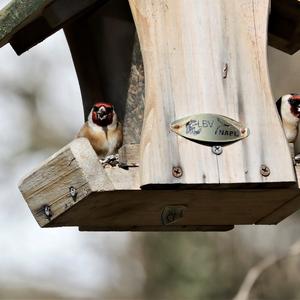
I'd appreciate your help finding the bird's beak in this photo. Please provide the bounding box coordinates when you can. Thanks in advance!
[96,106,107,120]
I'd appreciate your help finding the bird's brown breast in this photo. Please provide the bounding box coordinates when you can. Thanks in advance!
[77,122,123,158]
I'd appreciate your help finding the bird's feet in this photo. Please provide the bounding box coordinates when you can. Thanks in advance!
[100,154,119,168]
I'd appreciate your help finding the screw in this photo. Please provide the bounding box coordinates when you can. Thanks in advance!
[260,164,270,177]
[44,205,53,219]
[161,206,186,225]
[212,145,223,155]
[69,186,77,201]
[167,212,176,223]
[172,166,183,178]
[223,63,228,78]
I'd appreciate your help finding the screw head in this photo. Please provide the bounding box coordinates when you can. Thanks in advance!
[69,186,77,201]
[44,205,52,219]
[260,164,270,177]
[212,145,223,155]
[161,206,186,225]
[172,166,183,178]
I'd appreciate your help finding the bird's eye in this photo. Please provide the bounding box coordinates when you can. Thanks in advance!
[93,105,99,111]
[289,99,296,106]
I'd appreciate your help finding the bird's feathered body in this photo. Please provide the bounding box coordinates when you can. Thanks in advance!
[277,94,300,143]
[77,102,123,158]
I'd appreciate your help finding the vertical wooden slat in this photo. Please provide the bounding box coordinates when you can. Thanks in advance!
[129,0,295,187]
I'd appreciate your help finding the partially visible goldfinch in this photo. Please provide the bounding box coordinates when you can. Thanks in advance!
[77,102,123,159]
[276,94,300,143]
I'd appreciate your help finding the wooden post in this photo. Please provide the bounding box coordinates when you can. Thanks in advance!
[129,0,295,187]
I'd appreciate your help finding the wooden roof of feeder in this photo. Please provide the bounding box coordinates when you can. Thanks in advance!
[0,0,299,54]
[1,0,300,232]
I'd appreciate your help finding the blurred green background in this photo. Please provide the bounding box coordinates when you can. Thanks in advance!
[0,1,300,299]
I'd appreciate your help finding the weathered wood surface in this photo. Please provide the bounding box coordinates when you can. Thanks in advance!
[123,33,145,144]
[0,0,53,48]
[0,0,300,54]
[18,138,300,230]
[129,0,295,187]
[118,143,140,167]
[48,187,300,228]
[18,138,114,227]
[0,0,107,54]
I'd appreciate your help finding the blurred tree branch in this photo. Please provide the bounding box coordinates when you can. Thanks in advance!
[234,240,300,300]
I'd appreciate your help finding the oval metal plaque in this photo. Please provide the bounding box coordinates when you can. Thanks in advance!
[170,113,249,144]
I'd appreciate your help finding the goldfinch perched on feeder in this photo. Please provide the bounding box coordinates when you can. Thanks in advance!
[77,102,123,164]
[276,94,300,143]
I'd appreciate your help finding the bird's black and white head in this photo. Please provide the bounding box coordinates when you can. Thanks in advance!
[277,94,300,143]
[90,102,116,127]
[277,94,300,120]
[287,94,300,118]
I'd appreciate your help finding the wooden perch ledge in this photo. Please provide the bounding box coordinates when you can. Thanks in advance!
[19,138,300,232]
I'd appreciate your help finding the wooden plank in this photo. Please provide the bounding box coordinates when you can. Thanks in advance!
[18,138,114,227]
[47,187,300,228]
[10,0,107,55]
[0,0,53,48]
[123,33,145,145]
[257,165,300,224]
[129,0,295,187]
[104,166,139,190]
[18,137,300,230]
[0,0,299,55]
[118,144,140,167]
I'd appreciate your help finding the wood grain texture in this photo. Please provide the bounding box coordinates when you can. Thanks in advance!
[119,143,140,167]
[129,0,295,187]
[0,0,53,47]
[19,138,300,230]
[123,33,145,145]
[48,186,300,228]
[18,138,113,227]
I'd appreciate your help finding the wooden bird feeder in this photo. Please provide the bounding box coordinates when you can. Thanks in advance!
[1,0,300,231]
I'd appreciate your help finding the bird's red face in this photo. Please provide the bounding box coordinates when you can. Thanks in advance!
[92,102,114,126]
[288,94,300,118]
